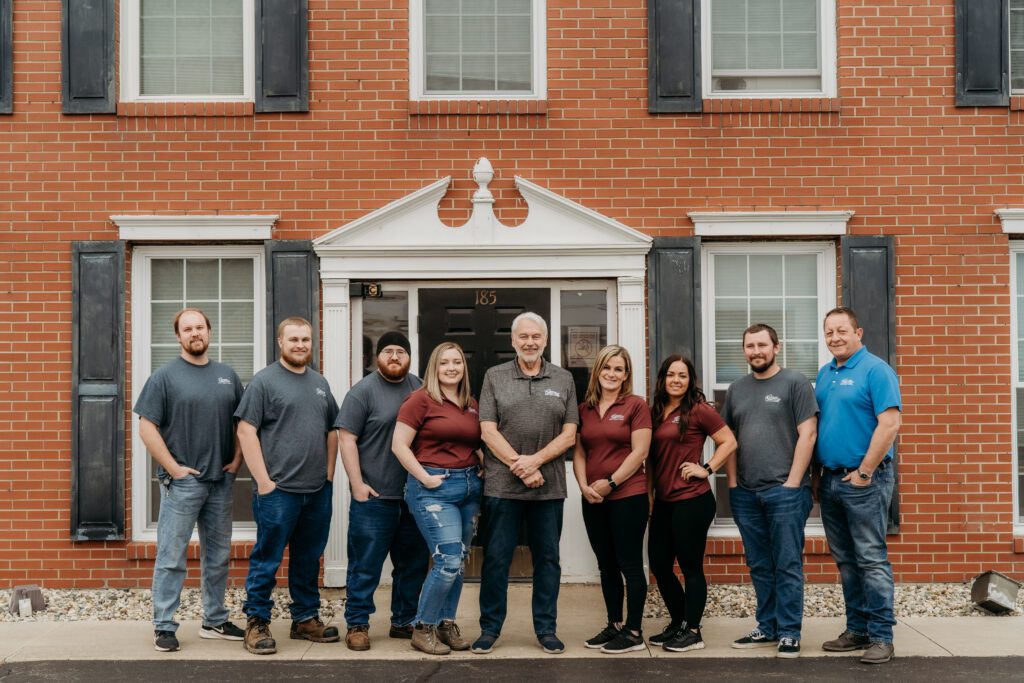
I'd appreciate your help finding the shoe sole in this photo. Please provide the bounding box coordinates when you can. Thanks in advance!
[153,644,179,652]
[346,642,371,651]
[199,628,244,641]
[291,633,341,643]
[244,645,277,655]
[664,641,705,653]
[823,643,869,652]
[584,641,611,649]
[389,631,413,640]
[471,644,495,654]
[541,646,565,654]
[732,641,778,649]
[861,654,894,664]
[411,642,451,656]
[777,650,800,659]
[600,642,646,654]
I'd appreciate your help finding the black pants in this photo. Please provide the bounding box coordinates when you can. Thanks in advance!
[581,493,649,633]
[648,491,716,628]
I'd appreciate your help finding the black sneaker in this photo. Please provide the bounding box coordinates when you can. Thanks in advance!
[154,630,179,652]
[732,628,778,649]
[600,629,646,654]
[664,627,704,653]
[471,632,498,654]
[389,624,414,639]
[777,636,800,658]
[199,621,245,641]
[585,623,621,649]
[648,622,686,647]
[537,633,565,654]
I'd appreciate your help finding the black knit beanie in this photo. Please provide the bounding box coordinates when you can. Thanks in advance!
[376,331,411,355]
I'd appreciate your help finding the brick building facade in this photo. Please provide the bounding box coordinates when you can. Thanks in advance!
[2,0,1024,588]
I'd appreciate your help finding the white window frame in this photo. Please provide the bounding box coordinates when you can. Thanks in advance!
[130,244,267,542]
[119,0,256,103]
[701,241,837,537]
[700,0,837,100]
[408,0,547,101]
[1010,243,1024,534]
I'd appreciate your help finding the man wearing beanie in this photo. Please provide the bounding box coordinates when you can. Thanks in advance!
[335,330,428,650]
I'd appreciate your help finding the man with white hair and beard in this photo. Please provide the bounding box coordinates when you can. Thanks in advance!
[472,312,579,655]
[134,308,245,652]
[235,317,341,655]
[335,331,428,651]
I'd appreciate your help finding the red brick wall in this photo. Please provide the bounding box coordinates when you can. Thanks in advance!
[1,0,1023,588]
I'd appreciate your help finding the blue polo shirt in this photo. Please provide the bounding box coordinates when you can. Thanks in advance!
[814,346,901,469]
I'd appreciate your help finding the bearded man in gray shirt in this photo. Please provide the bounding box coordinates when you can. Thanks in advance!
[721,323,818,659]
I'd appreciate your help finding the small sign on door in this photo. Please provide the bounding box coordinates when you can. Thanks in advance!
[567,326,600,368]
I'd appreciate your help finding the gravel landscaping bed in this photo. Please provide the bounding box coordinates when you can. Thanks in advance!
[2,583,1021,623]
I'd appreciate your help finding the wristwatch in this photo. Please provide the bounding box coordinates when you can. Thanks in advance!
[608,478,619,491]
[703,462,714,476]
[856,469,871,481]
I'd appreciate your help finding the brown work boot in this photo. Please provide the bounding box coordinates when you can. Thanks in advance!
[244,617,277,655]
[860,642,894,664]
[822,630,871,652]
[291,616,341,643]
[346,624,371,651]
[411,623,451,655]
[437,620,470,651]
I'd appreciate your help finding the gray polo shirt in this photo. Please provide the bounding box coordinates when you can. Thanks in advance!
[478,359,579,500]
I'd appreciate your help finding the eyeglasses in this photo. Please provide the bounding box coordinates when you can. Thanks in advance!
[380,348,408,358]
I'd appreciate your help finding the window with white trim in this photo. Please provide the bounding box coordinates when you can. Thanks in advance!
[702,0,837,97]
[1010,245,1024,527]
[131,246,266,541]
[409,0,546,99]
[120,0,255,102]
[702,242,836,532]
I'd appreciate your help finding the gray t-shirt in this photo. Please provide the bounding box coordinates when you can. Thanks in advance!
[720,368,818,491]
[133,357,242,483]
[235,362,340,494]
[478,359,579,500]
[334,371,422,500]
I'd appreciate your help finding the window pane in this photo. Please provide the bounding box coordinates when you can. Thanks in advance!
[362,293,410,376]
[185,259,219,299]
[220,344,255,384]
[715,297,747,343]
[785,341,819,379]
[715,341,747,383]
[750,255,784,295]
[222,259,254,299]
[785,254,817,295]
[749,297,784,332]
[783,0,817,32]
[560,290,608,420]
[785,298,818,340]
[221,302,254,344]
[715,256,748,296]
[152,259,183,300]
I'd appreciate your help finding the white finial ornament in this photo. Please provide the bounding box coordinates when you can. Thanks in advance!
[472,157,494,204]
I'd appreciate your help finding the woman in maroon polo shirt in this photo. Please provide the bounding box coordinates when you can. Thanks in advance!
[392,342,483,656]
[572,344,653,654]
[646,354,736,653]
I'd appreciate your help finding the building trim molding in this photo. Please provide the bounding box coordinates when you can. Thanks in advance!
[112,215,278,241]
[689,210,854,237]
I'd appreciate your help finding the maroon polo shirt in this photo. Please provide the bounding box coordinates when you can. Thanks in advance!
[650,402,726,502]
[397,388,482,469]
[578,394,652,500]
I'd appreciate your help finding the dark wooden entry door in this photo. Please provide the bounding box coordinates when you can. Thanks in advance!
[417,288,551,580]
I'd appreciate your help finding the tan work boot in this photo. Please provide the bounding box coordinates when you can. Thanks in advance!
[411,624,451,655]
[291,616,340,643]
[437,620,470,651]
[860,642,894,664]
[244,617,277,655]
[346,624,371,651]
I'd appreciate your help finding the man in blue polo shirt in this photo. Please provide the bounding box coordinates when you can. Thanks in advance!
[814,307,901,666]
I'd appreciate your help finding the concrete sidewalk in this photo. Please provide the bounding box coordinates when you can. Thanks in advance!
[2,584,1022,662]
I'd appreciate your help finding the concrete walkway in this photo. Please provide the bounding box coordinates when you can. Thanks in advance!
[2,584,1022,662]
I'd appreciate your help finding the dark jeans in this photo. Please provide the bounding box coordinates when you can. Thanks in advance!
[344,497,429,628]
[648,490,717,629]
[244,483,333,623]
[581,493,649,633]
[729,484,813,640]
[819,466,896,644]
[478,496,564,637]
[405,466,482,625]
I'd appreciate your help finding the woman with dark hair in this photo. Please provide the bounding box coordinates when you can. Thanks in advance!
[573,345,652,654]
[392,342,482,655]
[646,355,737,653]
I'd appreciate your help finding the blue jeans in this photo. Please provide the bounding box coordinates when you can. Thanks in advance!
[819,466,896,644]
[244,483,333,623]
[345,497,429,627]
[405,466,482,626]
[153,473,234,632]
[478,496,564,637]
[730,484,813,640]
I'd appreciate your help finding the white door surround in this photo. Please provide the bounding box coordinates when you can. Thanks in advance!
[313,158,653,586]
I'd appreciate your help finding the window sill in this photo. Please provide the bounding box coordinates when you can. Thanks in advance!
[702,97,841,114]
[409,99,547,116]
[125,541,255,561]
[706,535,831,556]
[117,101,255,118]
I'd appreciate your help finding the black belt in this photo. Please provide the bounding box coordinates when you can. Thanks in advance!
[822,460,889,476]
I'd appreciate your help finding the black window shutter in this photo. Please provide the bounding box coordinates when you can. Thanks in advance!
[71,241,125,541]
[647,237,702,391]
[955,0,1009,107]
[648,0,701,113]
[841,235,899,533]
[61,0,115,115]
[256,0,309,113]
[266,240,319,368]
[0,0,12,114]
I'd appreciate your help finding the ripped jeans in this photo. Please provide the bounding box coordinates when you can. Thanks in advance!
[405,465,483,626]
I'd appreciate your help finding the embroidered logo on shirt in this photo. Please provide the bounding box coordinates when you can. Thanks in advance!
[608,414,626,421]
[469,407,478,414]
[316,388,327,398]
[217,377,233,385]
[840,378,856,386]
[764,394,782,403]
[544,389,561,398]
[671,416,680,424]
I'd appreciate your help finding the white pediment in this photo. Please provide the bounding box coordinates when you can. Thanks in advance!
[314,158,651,281]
